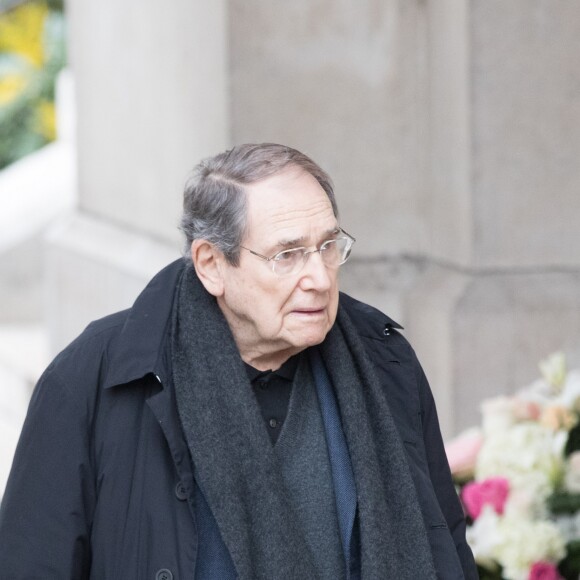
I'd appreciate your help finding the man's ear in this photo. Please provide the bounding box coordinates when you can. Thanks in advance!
[190,240,225,297]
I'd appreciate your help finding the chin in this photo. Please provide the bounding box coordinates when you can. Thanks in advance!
[296,329,331,349]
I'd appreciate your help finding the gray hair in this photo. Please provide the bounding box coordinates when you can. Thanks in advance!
[180,143,338,266]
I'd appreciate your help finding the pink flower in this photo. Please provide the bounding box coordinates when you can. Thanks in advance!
[461,477,509,520]
[445,428,483,478]
[513,397,542,422]
[529,561,561,580]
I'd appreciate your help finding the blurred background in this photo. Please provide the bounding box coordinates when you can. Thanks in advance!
[1,0,579,495]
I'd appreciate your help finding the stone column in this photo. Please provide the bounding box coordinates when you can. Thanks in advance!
[49,0,229,350]
[231,0,432,318]
[406,0,580,436]
[48,0,580,439]
[229,0,580,437]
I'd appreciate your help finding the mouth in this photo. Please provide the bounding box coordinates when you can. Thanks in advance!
[291,307,326,317]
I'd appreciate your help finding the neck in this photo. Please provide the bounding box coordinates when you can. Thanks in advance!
[241,346,303,372]
[215,296,305,371]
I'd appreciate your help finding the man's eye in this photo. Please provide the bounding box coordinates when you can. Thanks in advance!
[277,250,300,262]
[321,240,337,250]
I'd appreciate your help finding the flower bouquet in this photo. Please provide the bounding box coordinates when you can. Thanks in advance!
[446,353,580,580]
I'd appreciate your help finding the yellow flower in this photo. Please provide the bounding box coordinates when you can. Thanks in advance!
[540,404,578,432]
[0,1,49,68]
[35,99,56,140]
[0,73,27,105]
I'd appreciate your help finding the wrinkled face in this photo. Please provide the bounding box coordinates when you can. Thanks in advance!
[216,168,340,368]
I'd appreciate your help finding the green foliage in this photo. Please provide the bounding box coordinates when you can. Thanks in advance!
[0,1,66,169]
[547,491,580,515]
[45,0,63,11]
[565,420,580,456]
[558,540,580,580]
[477,563,503,580]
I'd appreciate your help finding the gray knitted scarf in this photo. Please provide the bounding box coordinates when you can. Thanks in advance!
[171,265,437,579]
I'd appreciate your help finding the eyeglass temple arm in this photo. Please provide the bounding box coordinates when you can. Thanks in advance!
[339,227,356,242]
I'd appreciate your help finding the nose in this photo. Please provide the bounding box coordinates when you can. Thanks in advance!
[299,250,332,291]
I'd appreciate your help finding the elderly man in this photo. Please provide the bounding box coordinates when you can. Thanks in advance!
[0,144,476,579]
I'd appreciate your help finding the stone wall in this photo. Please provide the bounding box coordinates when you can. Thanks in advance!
[48,0,229,350]
[43,0,580,437]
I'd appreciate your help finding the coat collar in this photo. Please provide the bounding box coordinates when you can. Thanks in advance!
[103,259,186,389]
[338,292,403,339]
[102,259,403,389]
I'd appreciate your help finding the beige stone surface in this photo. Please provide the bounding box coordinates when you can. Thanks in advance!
[0,136,75,322]
[67,0,230,245]
[32,0,580,440]
[470,0,580,267]
[46,214,179,351]
[426,0,473,265]
[230,0,431,257]
[407,265,580,437]
[339,255,426,325]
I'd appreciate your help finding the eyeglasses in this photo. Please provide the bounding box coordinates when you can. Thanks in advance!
[240,228,356,277]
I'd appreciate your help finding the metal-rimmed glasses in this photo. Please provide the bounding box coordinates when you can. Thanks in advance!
[239,227,356,277]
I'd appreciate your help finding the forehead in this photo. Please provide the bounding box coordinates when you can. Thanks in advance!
[244,168,337,245]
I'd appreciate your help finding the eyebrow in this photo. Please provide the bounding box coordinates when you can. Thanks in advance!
[275,227,341,250]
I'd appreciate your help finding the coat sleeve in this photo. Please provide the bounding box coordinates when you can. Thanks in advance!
[0,361,95,579]
[417,365,478,580]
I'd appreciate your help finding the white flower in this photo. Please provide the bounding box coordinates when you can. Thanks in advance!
[463,356,580,579]
[465,505,502,565]
[517,362,580,412]
[503,487,546,520]
[523,377,555,402]
[539,352,567,392]
[481,396,516,436]
[559,370,580,409]
[494,516,565,580]
[476,423,564,501]
[527,369,580,410]
[556,514,580,548]
[554,514,577,543]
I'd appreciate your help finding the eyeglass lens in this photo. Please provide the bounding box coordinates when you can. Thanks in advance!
[273,238,350,276]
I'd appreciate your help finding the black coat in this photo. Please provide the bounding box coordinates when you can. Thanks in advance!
[0,259,477,579]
